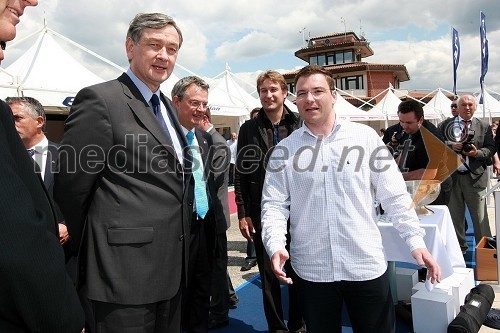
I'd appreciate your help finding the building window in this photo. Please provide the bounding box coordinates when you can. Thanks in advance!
[344,50,354,63]
[309,55,318,65]
[341,75,364,90]
[318,54,326,66]
[327,53,334,65]
[287,83,295,94]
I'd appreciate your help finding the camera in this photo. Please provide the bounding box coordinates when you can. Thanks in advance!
[462,129,475,153]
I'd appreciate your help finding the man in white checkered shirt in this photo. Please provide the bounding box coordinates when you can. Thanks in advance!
[261,65,441,333]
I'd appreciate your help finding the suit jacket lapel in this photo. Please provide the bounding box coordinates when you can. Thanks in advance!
[118,74,180,163]
[43,144,58,189]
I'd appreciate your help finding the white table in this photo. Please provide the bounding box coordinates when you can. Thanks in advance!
[378,205,465,279]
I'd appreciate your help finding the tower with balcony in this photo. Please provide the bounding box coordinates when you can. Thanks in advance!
[283,31,410,107]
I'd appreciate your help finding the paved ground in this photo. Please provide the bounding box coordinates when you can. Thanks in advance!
[225,195,500,332]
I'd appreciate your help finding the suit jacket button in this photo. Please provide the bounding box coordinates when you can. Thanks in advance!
[179,234,184,241]
[188,201,193,206]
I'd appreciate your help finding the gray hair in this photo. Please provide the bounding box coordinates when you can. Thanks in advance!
[171,76,210,100]
[127,13,183,49]
[6,96,46,131]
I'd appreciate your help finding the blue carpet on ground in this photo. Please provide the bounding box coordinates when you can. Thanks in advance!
[216,275,413,333]
[217,210,475,332]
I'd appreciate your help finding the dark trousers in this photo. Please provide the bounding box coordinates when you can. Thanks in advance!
[228,271,238,304]
[91,287,182,333]
[182,217,213,333]
[294,268,395,333]
[228,164,235,185]
[245,233,257,263]
[210,232,230,321]
[254,219,305,333]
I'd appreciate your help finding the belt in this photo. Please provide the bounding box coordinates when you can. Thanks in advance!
[457,170,470,175]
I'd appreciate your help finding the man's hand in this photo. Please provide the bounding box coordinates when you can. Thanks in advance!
[462,144,478,157]
[271,250,293,285]
[451,142,463,153]
[239,217,255,241]
[493,153,500,175]
[411,248,441,284]
[58,223,70,245]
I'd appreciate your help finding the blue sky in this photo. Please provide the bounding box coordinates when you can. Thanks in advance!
[3,0,500,93]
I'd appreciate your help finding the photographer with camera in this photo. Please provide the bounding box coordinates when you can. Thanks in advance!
[439,94,495,255]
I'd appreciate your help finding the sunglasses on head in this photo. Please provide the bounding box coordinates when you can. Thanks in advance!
[0,41,6,51]
[450,104,457,109]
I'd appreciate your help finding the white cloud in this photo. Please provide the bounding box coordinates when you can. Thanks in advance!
[3,0,500,93]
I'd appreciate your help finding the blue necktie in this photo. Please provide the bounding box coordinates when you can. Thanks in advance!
[150,94,171,139]
[27,148,35,157]
[186,131,209,219]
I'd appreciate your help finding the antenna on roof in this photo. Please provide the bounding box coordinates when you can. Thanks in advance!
[341,17,347,41]
[298,27,306,47]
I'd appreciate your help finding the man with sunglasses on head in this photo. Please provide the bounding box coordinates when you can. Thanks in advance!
[0,1,85,331]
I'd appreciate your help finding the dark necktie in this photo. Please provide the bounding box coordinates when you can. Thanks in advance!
[462,120,471,139]
[150,94,171,139]
[186,131,209,219]
[27,148,35,157]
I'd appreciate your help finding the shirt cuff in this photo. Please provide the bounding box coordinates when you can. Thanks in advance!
[406,235,427,253]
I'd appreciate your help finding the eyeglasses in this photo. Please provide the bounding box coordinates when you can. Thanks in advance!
[0,41,6,51]
[450,104,457,109]
[188,100,209,111]
[296,89,331,101]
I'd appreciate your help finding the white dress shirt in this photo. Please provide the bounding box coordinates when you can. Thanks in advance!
[261,120,426,283]
[29,136,48,181]
[126,68,184,166]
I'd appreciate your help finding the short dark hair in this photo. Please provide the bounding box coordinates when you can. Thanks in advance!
[250,107,260,118]
[6,96,46,131]
[256,70,287,93]
[127,13,183,49]
[397,99,424,120]
[171,76,209,101]
[293,65,335,90]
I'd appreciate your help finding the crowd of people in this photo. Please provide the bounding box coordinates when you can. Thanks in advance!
[0,4,496,333]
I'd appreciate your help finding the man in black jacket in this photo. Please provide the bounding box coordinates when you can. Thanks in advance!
[235,70,305,333]
[0,0,84,331]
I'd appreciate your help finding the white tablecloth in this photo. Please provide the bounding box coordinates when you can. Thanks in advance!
[378,205,466,279]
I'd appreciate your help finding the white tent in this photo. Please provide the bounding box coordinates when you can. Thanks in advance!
[207,65,259,132]
[476,89,500,119]
[364,89,402,128]
[422,89,451,120]
[0,27,112,111]
[335,92,382,121]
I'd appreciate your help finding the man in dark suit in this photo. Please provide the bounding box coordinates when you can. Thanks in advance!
[54,13,192,333]
[172,76,215,333]
[0,0,84,331]
[439,94,495,253]
[6,97,71,248]
[198,108,238,329]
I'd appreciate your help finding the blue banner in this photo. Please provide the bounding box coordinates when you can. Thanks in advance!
[480,11,488,104]
[452,27,460,95]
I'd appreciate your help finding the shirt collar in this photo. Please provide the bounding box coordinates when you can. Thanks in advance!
[28,136,48,153]
[300,119,342,139]
[126,68,160,103]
